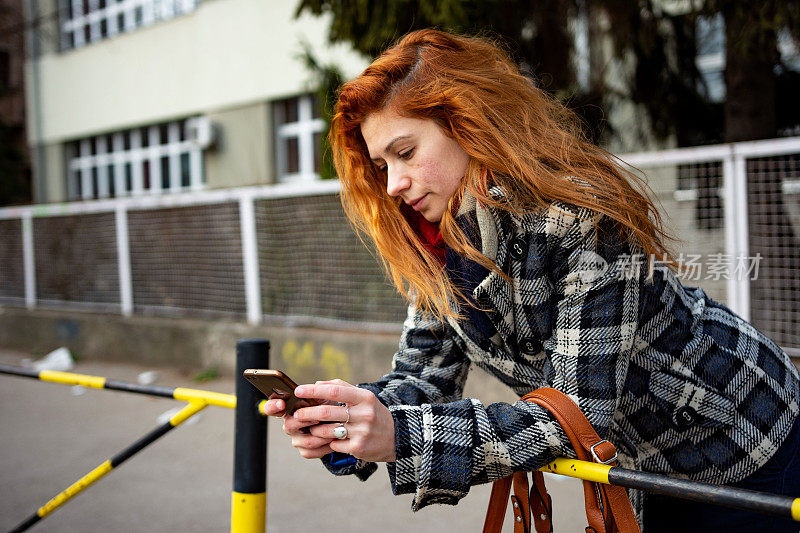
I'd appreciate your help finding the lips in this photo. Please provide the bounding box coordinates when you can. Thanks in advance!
[408,194,427,211]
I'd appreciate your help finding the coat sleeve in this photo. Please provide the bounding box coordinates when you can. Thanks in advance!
[375,204,641,511]
[321,300,472,482]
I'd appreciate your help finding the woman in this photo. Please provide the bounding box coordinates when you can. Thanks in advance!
[264,29,800,531]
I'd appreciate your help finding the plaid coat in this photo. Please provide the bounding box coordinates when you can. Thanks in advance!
[327,187,800,513]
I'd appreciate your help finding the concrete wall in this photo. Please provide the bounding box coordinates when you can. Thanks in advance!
[0,307,396,382]
[29,141,66,204]
[0,307,518,404]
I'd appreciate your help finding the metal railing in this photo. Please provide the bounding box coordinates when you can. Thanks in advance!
[2,338,799,531]
[622,135,800,324]
[0,180,407,331]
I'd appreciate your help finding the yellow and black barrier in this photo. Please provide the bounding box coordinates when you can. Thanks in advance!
[3,340,800,531]
[540,457,800,522]
[0,338,270,533]
[6,399,208,533]
[231,339,269,533]
[0,364,237,408]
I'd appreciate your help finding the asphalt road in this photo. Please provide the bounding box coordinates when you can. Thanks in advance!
[0,349,586,532]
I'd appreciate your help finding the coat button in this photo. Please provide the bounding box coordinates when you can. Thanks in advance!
[519,337,541,355]
[675,406,698,429]
[509,236,528,261]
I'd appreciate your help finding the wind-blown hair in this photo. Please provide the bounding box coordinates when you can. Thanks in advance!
[330,29,676,321]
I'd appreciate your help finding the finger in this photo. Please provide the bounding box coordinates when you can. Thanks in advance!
[297,444,334,460]
[291,433,334,450]
[295,404,348,424]
[328,438,354,456]
[262,399,286,417]
[314,379,353,387]
[308,422,349,440]
[295,383,364,405]
[283,414,320,434]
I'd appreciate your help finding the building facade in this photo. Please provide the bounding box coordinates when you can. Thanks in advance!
[24,0,368,204]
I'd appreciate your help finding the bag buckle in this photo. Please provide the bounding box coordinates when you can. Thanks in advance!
[590,440,617,464]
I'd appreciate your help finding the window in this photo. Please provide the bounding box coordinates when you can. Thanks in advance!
[273,94,325,183]
[695,14,725,103]
[777,29,800,72]
[66,117,205,200]
[59,0,197,51]
[571,0,590,91]
[695,16,800,108]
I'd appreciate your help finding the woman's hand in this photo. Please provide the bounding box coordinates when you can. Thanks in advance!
[262,395,337,460]
[294,379,396,463]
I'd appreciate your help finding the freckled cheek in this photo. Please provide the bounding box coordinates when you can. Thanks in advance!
[416,160,448,188]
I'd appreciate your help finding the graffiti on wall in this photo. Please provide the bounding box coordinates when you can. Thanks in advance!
[280,340,352,383]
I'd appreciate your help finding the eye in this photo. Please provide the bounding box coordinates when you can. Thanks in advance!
[399,148,414,160]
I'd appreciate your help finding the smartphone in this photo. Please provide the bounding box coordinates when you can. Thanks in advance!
[242,369,321,415]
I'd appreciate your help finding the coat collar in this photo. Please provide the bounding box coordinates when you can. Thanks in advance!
[446,187,516,352]
[453,186,506,262]
[445,183,601,357]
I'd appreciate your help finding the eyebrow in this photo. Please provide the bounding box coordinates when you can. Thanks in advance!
[369,134,413,162]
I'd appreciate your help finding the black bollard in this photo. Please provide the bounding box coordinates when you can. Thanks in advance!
[231,338,269,532]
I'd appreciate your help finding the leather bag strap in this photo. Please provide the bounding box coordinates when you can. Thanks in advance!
[482,387,640,533]
[511,472,531,533]
[483,475,513,533]
[530,471,553,533]
[511,471,532,533]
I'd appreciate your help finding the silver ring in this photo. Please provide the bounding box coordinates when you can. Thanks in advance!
[343,405,350,425]
[333,424,348,439]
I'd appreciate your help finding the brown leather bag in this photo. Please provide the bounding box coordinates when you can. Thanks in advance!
[482,387,641,533]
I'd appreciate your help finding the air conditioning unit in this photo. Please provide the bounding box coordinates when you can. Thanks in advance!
[186,116,216,149]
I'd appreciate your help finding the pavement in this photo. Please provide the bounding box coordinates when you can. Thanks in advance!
[0,349,586,532]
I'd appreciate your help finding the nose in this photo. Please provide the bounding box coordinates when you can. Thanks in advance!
[385,164,411,198]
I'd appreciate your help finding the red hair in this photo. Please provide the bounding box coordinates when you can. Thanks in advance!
[330,29,677,321]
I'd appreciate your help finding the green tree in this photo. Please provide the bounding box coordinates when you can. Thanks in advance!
[296,0,800,145]
[709,1,800,143]
[295,0,609,142]
[707,1,800,349]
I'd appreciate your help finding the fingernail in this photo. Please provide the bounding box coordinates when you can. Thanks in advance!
[295,386,305,396]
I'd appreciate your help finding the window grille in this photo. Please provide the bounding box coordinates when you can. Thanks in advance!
[59,0,197,51]
[274,95,324,183]
[66,118,204,200]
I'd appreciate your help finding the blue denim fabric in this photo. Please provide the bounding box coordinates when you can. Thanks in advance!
[643,414,800,532]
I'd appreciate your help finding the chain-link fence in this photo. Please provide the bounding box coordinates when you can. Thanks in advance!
[254,194,405,325]
[0,138,799,347]
[623,137,800,355]
[0,182,406,331]
[747,154,800,350]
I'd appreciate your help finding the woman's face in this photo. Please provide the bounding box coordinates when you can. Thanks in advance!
[361,107,470,223]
